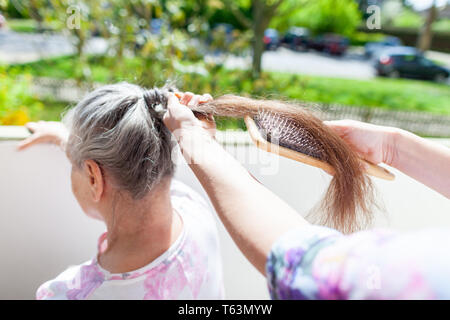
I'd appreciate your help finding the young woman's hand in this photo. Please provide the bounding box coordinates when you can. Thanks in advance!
[164,92,215,138]
[17,121,69,151]
[324,119,398,166]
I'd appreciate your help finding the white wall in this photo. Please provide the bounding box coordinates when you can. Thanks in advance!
[0,140,270,300]
[1,137,450,300]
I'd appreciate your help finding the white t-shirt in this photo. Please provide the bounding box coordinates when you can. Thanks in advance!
[36,180,225,300]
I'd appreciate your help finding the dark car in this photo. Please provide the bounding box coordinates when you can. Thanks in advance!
[263,28,280,50]
[372,46,419,64]
[309,34,349,56]
[281,27,310,51]
[365,36,402,58]
[375,47,449,82]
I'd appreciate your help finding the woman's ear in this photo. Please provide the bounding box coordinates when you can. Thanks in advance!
[84,160,104,202]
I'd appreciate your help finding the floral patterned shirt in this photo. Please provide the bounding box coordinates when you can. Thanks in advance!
[267,225,450,299]
[36,180,225,300]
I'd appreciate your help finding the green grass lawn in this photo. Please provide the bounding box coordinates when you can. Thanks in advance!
[270,72,450,114]
[10,55,142,83]
[7,19,61,33]
[9,55,450,123]
[7,19,38,33]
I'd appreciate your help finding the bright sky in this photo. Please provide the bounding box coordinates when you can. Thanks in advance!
[407,0,449,10]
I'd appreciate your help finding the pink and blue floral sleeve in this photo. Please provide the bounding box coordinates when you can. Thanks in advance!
[267,225,450,299]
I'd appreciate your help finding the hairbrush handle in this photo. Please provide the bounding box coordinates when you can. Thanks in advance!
[361,159,395,180]
[244,116,395,181]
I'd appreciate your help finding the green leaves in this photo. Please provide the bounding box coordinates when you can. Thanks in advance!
[0,67,43,125]
[271,0,362,36]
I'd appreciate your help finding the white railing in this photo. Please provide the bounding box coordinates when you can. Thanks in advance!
[1,127,450,299]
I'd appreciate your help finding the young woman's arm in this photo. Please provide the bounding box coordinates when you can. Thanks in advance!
[325,120,450,198]
[390,129,450,198]
[164,94,309,274]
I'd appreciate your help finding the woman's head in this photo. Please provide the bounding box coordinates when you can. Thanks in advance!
[63,82,175,217]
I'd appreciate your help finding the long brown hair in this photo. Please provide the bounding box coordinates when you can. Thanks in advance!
[191,95,376,233]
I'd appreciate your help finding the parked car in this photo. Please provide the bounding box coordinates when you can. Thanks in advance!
[375,47,449,82]
[281,27,310,51]
[365,36,402,58]
[263,28,279,50]
[309,34,349,56]
[372,46,419,62]
[372,46,420,63]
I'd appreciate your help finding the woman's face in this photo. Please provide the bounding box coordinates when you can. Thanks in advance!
[70,164,104,221]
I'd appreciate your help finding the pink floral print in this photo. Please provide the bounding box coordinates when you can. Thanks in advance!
[267,225,450,299]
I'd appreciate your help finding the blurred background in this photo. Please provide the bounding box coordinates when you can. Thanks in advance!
[1,0,450,300]
[0,0,449,134]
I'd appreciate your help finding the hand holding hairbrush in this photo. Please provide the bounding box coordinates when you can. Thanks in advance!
[244,114,395,181]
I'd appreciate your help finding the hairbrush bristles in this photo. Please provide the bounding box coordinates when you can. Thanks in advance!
[254,110,328,161]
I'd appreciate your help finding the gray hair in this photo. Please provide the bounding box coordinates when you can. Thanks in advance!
[63,82,175,199]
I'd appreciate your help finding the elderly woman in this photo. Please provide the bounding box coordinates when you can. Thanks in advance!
[19,83,224,300]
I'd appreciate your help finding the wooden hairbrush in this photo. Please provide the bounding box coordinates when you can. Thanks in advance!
[174,92,394,181]
[244,114,395,181]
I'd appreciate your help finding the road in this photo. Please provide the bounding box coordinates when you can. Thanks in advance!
[224,47,377,80]
[218,47,450,81]
[0,30,107,64]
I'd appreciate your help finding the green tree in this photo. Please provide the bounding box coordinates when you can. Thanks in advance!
[271,0,361,36]
[221,0,361,78]
[417,0,439,52]
[221,0,285,78]
[19,0,201,84]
